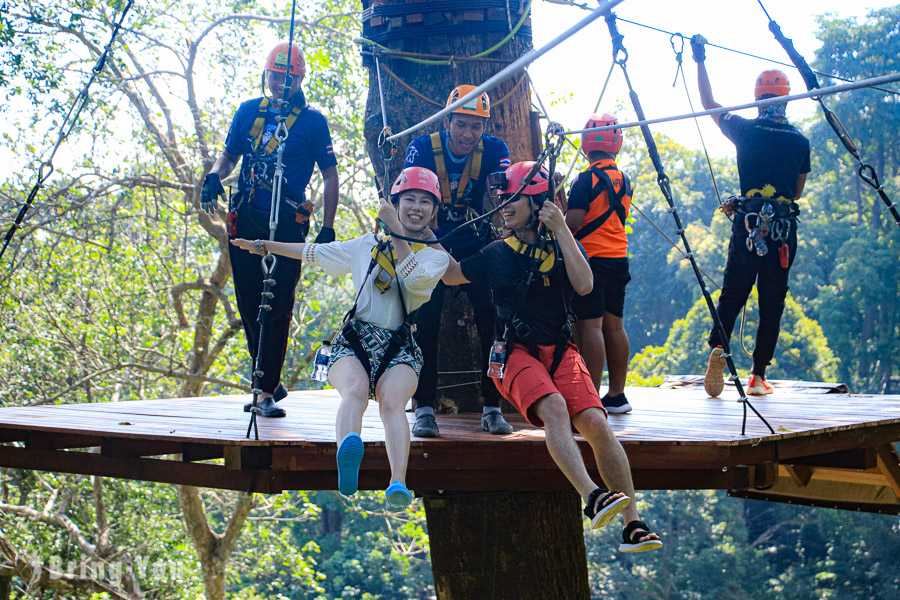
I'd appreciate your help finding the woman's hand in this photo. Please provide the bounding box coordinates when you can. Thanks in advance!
[378,198,402,233]
[230,238,266,256]
[538,200,567,235]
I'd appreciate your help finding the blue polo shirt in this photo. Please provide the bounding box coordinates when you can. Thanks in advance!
[224,96,337,212]
[403,130,510,237]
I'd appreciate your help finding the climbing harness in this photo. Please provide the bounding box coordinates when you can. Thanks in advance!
[430,131,484,224]
[604,12,774,436]
[246,0,301,440]
[754,0,899,227]
[0,0,135,266]
[573,162,632,243]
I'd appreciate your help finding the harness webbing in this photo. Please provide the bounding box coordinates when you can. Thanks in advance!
[574,164,631,241]
[248,98,305,156]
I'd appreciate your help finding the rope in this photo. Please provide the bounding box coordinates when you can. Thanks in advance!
[357,0,533,67]
[669,35,723,208]
[380,62,528,109]
[753,0,900,228]
[385,0,626,143]
[604,12,773,437]
[0,0,135,265]
[546,0,900,95]
[564,72,900,136]
[562,61,616,183]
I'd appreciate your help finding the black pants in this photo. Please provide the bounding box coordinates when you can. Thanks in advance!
[708,223,797,375]
[413,276,501,410]
[228,203,307,394]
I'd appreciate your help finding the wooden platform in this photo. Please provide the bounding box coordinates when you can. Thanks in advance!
[0,382,897,513]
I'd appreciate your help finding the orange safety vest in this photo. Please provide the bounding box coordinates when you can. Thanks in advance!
[573,159,632,258]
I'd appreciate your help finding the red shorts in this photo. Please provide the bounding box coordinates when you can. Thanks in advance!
[490,342,606,427]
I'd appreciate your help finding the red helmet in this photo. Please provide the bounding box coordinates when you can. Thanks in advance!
[265,42,306,79]
[499,161,549,196]
[581,113,623,155]
[391,167,441,203]
[755,69,790,99]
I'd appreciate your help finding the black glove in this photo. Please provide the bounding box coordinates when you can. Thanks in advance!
[200,173,225,215]
[314,226,336,243]
[690,34,707,63]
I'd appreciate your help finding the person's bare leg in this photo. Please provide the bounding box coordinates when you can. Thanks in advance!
[374,364,417,485]
[602,314,629,396]
[575,317,606,390]
[533,393,598,500]
[328,356,370,442]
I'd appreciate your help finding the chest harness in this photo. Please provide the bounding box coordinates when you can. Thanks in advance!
[430,132,485,225]
[574,163,633,242]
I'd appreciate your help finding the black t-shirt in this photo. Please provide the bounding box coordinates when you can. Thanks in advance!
[460,239,581,344]
[719,113,810,199]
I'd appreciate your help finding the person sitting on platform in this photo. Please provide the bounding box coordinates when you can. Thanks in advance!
[403,84,513,438]
[566,113,634,414]
[231,167,449,508]
[691,36,810,397]
[440,161,663,552]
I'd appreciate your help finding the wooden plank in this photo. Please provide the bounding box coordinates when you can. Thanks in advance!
[26,432,101,450]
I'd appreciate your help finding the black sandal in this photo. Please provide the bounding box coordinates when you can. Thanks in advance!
[583,489,631,530]
[619,520,663,553]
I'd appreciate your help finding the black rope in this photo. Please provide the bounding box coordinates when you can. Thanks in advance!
[246,0,301,439]
[755,0,900,228]
[605,13,774,437]
[0,0,135,267]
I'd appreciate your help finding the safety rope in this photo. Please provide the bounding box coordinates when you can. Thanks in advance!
[385,0,625,143]
[754,0,900,228]
[0,0,135,266]
[547,0,900,96]
[604,12,773,436]
[561,61,616,183]
[246,0,300,440]
[357,0,533,67]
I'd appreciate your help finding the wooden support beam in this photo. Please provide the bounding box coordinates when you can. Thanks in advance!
[874,445,900,498]
[26,432,101,450]
[224,446,272,470]
[785,464,813,487]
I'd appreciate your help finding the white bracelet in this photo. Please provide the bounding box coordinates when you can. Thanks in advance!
[303,243,317,264]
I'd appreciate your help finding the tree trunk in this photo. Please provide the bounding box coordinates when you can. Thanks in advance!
[361,3,591,598]
[424,491,589,600]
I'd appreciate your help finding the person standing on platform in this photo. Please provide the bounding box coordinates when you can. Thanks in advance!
[691,36,810,398]
[231,167,449,507]
[201,42,340,418]
[441,161,663,553]
[403,85,513,437]
[566,113,634,414]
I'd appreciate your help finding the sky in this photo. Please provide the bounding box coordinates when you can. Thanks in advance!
[528,0,897,157]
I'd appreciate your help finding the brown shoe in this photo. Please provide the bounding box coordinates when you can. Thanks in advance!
[704,347,726,398]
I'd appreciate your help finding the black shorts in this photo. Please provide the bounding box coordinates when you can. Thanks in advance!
[573,257,631,320]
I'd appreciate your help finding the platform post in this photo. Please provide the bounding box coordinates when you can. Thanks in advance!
[423,491,590,600]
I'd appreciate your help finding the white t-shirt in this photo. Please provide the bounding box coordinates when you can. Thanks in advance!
[304,233,449,330]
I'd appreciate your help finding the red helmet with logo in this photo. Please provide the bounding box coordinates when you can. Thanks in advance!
[499,161,550,196]
[581,113,623,155]
[755,69,790,99]
[390,167,441,203]
[265,42,306,79]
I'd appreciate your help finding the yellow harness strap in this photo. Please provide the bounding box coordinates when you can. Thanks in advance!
[504,236,556,286]
[249,98,304,155]
[430,132,485,207]
[430,132,451,205]
[371,240,428,293]
[745,184,793,204]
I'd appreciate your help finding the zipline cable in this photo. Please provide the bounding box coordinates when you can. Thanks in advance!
[0,0,135,266]
[753,0,900,227]
[604,12,774,436]
[385,0,625,144]
[545,0,900,95]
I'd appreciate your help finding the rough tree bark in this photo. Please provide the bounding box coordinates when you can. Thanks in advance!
[361,2,591,598]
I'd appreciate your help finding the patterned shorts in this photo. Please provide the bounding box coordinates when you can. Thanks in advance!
[329,319,423,396]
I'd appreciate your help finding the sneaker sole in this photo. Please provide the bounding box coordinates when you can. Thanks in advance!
[336,435,364,496]
[591,495,631,530]
[412,427,439,438]
[605,403,632,415]
[704,353,726,398]
[481,421,514,435]
[619,539,664,553]
[385,485,413,509]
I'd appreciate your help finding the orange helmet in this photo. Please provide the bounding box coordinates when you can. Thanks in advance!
[391,167,441,203]
[581,113,623,155]
[265,42,306,79]
[755,69,790,99]
[446,84,491,119]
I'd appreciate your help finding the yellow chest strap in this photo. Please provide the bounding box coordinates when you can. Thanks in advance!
[371,240,428,293]
[504,236,556,286]
[248,98,304,156]
[430,132,484,207]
